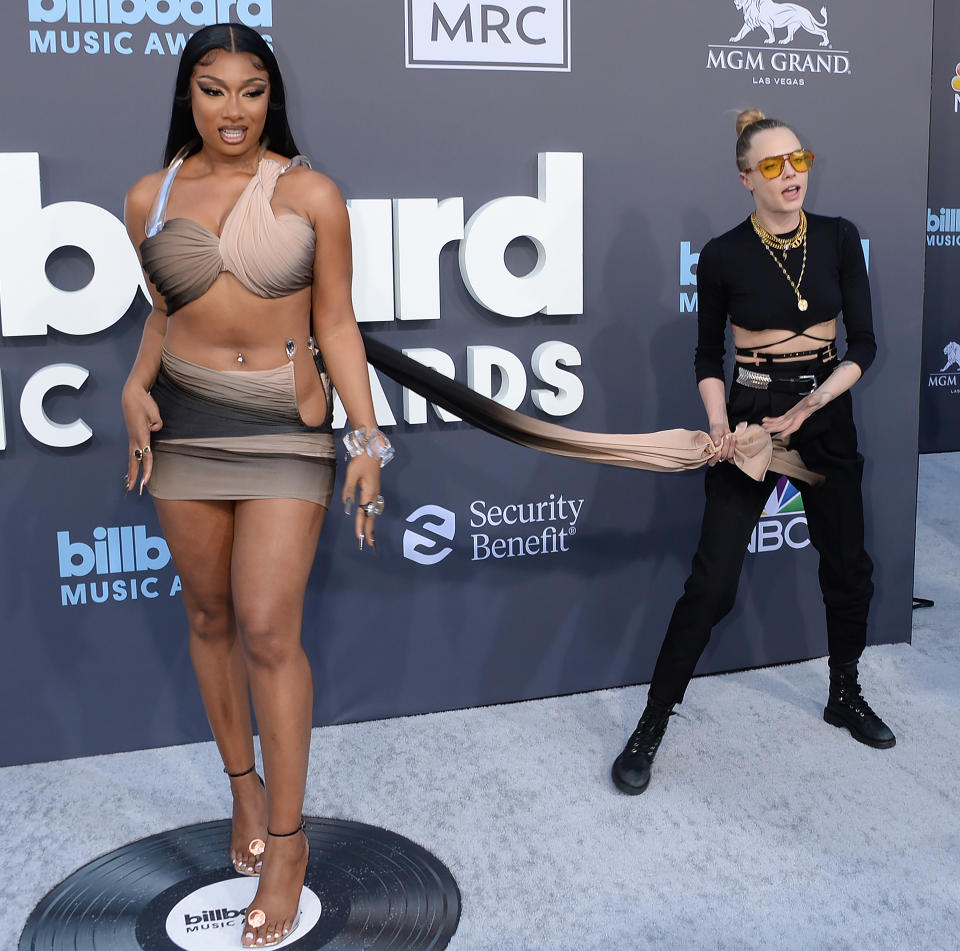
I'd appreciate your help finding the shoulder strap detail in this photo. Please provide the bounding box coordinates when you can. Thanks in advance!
[282,154,312,174]
[144,143,195,238]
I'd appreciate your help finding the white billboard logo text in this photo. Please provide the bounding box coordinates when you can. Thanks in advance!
[0,153,146,338]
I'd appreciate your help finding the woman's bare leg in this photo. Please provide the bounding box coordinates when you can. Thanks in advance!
[153,498,267,874]
[230,497,326,947]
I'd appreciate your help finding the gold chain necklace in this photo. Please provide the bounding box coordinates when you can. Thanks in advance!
[751,210,808,312]
[751,210,807,255]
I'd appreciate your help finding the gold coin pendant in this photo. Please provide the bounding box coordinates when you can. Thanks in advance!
[798,298,809,312]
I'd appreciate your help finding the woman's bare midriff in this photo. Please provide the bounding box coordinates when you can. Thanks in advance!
[163,275,329,426]
[732,318,837,364]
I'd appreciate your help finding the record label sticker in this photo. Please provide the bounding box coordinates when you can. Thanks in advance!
[165,879,322,950]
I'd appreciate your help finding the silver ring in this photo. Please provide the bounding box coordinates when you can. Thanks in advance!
[142,445,151,454]
[133,448,143,461]
[360,495,385,517]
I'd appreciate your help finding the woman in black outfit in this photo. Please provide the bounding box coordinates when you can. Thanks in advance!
[611,109,895,796]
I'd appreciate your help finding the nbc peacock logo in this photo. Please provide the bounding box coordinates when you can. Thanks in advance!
[952,62,960,94]
[748,477,810,553]
[761,477,805,517]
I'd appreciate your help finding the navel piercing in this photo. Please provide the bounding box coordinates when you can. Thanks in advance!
[237,352,245,364]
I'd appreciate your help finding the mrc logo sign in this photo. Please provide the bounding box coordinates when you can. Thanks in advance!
[405,0,571,72]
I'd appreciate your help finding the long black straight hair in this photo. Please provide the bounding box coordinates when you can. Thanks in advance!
[163,23,300,166]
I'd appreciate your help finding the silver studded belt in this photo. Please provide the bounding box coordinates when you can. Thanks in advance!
[735,365,824,395]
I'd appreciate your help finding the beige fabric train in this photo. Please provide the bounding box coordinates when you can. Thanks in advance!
[140,155,315,314]
[362,335,823,486]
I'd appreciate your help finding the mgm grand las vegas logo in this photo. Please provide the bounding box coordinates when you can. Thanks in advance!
[706,0,851,85]
[928,342,960,396]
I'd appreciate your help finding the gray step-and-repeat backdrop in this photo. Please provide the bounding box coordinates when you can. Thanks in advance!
[920,0,960,452]
[1,1,933,765]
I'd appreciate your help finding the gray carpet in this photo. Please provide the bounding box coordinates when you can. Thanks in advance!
[5,454,959,951]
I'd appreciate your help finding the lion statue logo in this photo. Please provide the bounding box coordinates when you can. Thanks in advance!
[730,0,830,47]
[940,341,960,373]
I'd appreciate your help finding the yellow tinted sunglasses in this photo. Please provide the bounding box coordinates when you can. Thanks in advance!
[744,148,815,179]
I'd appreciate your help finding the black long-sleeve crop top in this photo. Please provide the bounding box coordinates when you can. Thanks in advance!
[694,213,876,383]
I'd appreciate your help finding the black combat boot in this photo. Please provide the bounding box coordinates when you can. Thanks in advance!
[611,697,674,795]
[823,660,896,749]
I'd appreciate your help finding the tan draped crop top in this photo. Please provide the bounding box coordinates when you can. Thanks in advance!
[140,147,315,314]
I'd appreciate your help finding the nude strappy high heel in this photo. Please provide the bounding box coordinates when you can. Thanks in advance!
[242,821,306,947]
[224,764,266,876]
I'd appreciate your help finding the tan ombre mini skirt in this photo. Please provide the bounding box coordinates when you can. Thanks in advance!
[147,350,336,507]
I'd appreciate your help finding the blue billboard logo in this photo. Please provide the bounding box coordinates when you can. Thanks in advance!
[57,524,180,607]
[58,524,169,577]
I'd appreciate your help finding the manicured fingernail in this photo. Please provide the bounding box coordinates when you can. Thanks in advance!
[359,533,364,551]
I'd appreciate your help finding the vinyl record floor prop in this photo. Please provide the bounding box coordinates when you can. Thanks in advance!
[19,817,461,950]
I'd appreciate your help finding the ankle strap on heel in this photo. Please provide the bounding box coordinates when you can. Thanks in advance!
[223,764,256,778]
[267,819,305,838]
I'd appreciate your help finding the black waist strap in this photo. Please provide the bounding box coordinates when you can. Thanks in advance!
[735,341,837,364]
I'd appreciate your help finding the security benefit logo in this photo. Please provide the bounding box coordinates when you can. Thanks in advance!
[403,493,584,565]
[57,524,182,607]
[746,477,810,554]
[706,0,851,86]
[27,0,273,56]
[403,505,457,565]
[405,0,571,71]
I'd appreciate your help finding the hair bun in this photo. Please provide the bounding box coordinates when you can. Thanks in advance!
[736,109,766,137]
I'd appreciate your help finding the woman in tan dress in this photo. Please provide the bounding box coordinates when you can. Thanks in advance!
[122,23,391,948]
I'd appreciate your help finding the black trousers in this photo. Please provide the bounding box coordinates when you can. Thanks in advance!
[649,378,874,706]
